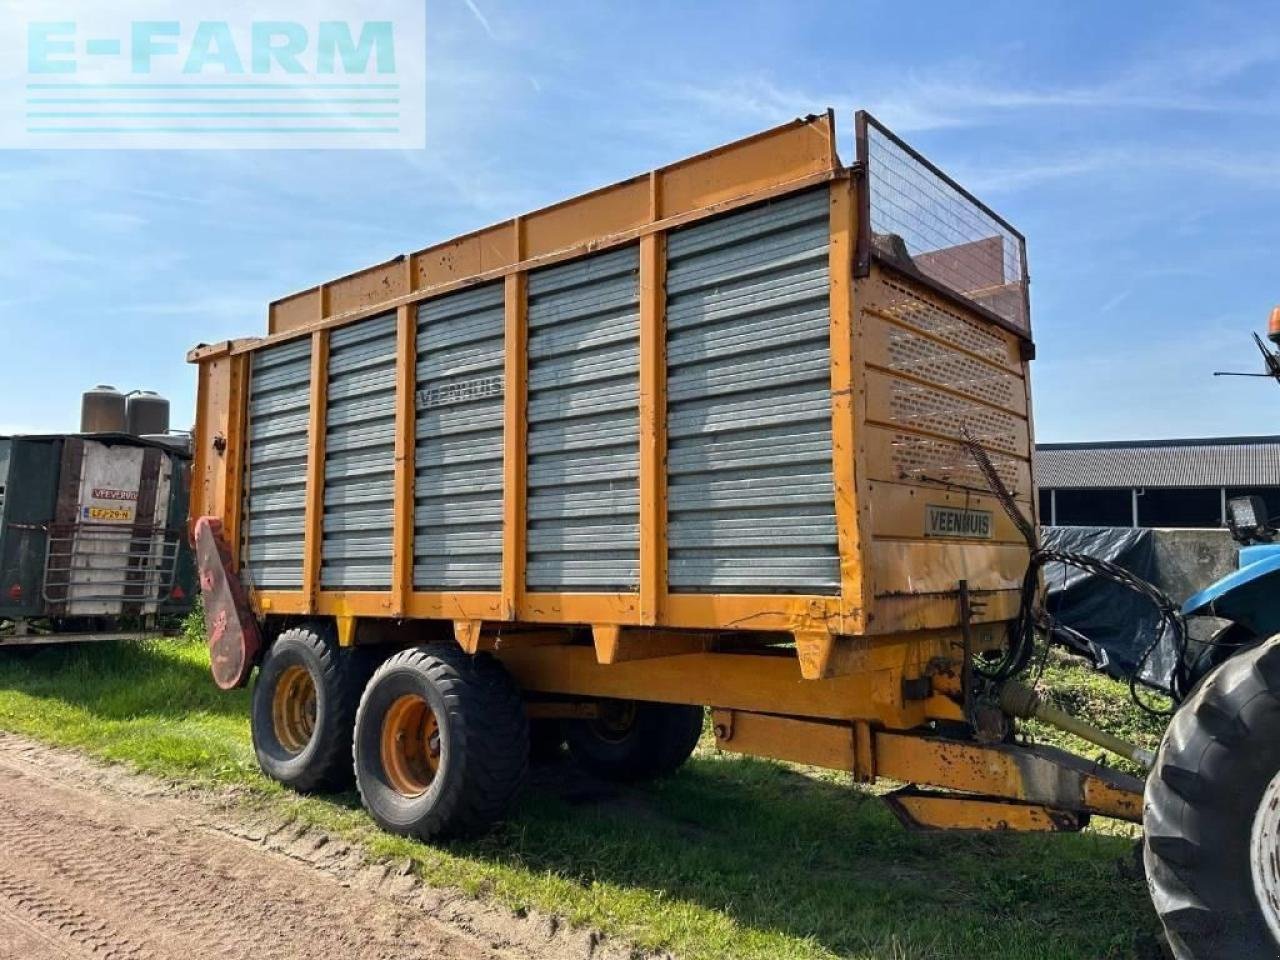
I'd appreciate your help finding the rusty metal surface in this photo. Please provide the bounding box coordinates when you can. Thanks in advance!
[875,732,1145,822]
[195,515,261,689]
[883,787,1086,833]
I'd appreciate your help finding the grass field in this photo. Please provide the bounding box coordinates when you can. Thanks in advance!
[0,633,1167,960]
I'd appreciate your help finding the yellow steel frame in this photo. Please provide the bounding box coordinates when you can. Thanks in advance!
[193,112,1031,659]
[183,112,1139,830]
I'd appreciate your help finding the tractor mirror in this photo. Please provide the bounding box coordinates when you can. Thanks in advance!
[1226,495,1273,543]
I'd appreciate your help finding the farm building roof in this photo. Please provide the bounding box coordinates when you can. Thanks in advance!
[1034,436,1280,489]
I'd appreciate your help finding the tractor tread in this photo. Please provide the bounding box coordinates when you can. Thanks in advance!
[1144,634,1280,958]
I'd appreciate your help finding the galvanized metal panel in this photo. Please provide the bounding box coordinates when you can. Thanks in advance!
[666,189,839,594]
[242,338,311,590]
[322,313,397,589]
[414,284,505,590]
[526,245,640,591]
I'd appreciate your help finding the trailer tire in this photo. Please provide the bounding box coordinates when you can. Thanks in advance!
[1144,633,1280,959]
[528,718,566,763]
[251,625,374,793]
[566,700,703,782]
[353,644,528,840]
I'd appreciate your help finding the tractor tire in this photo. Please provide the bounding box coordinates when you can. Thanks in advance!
[353,644,529,840]
[250,625,376,793]
[1181,621,1256,695]
[1144,633,1280,958]
[565,700,703,782]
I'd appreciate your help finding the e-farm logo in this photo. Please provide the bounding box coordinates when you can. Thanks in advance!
[0,1,425,149]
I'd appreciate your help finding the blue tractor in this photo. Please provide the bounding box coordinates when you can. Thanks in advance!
[1143,307,1280,958]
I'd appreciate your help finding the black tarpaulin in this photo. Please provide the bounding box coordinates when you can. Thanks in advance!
[1041,526,1179,690]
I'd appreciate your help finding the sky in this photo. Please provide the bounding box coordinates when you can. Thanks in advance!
[2,0,1280,442]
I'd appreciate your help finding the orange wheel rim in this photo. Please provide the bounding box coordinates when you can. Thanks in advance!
[380,694,440,797]
[592,700,637,743]
[272,664,317,754]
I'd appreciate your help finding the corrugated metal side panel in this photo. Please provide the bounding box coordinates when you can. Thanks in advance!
[243,338,311,590]
[665,189,838,594]
[414,283,505,590]
[321,313,396,589]
[526,245,640,591]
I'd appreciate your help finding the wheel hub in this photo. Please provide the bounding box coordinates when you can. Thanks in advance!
[271,664,317,755]
[381,694,440,797]
[590,700,638,743]
[1251,768,1280,942]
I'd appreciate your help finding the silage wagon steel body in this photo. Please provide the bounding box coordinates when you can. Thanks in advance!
[189,111,1143,831]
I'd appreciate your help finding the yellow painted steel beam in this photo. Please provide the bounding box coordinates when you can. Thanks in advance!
[591,626,708,664]
[252,590,308,615]
[874,733,1144,823]
[502,271,528,621]
[315,591,395,617]
[268,114,840,336]
[301,330,329,611]
[828,176,868,633]
[883,790,1086,833]
[709,710,1139,826]
[638,230,668,626]
[712,708,860,771]
[392,303,417,616]
[223,352,250,571]
[496,641,957,726]
[404,591,505,620]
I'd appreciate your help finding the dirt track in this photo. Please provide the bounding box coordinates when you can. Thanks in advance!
[0,734,622,960]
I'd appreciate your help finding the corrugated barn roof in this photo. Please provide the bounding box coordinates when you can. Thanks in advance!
[1035,436,1280,489]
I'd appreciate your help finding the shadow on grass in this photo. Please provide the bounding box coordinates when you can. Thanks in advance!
[0,640,1161,959]
[0,638,249,721]
[441,755,1161,960]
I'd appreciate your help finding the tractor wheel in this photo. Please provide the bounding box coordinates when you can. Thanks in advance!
[353,644,528,840]
[1144,633,1280,958]
[251,624,377,793]
[1181,621,1256,694]
[565,700,703,782]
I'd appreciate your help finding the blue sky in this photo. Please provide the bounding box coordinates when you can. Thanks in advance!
[2,0,1280,441]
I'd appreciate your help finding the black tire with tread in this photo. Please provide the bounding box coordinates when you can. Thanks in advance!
[353,644,529,839]
[565,700,703,782]
[1144,633,1280,958]
[528,718,566,763]
[251,624,377,793]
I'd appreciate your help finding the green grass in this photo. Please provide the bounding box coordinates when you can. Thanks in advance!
[0,634,1165,960]
[1021,649,1171,779]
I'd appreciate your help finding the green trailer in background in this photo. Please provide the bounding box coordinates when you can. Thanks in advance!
[0,433,196,645]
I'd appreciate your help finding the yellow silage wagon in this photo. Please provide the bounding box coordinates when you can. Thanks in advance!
[189,109,1246,951]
